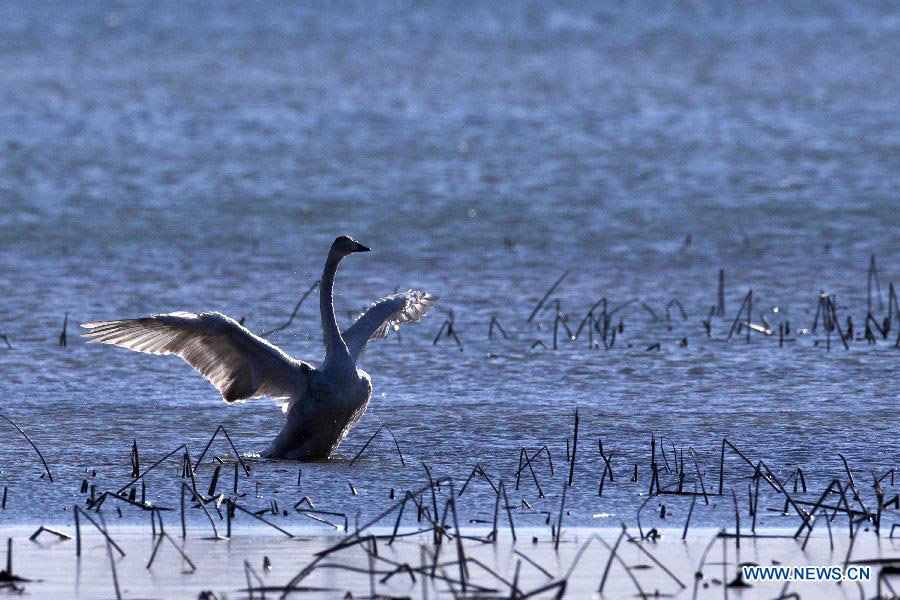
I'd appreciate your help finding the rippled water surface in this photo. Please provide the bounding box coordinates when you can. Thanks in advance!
[0,2,898,529]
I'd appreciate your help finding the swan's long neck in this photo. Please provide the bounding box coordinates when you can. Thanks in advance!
[321,251,351,369]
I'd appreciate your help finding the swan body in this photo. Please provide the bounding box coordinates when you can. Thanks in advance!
[82,236,438,460]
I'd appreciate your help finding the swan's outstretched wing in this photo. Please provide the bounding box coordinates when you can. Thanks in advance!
[81,311,308,411]
[342,290,438,360]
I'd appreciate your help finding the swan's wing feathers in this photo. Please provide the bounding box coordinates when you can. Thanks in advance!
[81,311,307,408]
[343,290,438,359]
[370,290,438,340]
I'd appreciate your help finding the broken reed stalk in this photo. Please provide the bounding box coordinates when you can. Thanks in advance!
[349,425,385,466]
[73,506,125,557]
[459,464,480,496]
[691,529,725,600]
[552,312,562,349]
[889,282,900,324]
[87,488,162,516]
[717,269,725,316]
[563,536,596,580]
[387,493,411,544]
[718,438,809,526]
[2,537,12,581]
[689,448,709,504]
[874,470,884,536]
[500,481,517,542]
[180,481,186,538]
[422,463,441,544]
[514,549,552,580]
[433,317,464,350]
[447,322,464,350]
[835,482,855,538]
[459,464,497,496]
[556,308,574,338]
[657,435,669,473]
[725,289,752,342]
[798,479,841,547]
[294,507,348,531]
[626,534,687,589]
[703,306,714,337]
[27,525,72,544]
[489,481,500,542]
[519,449,545,497]
[130,439,140,477]
[636,494,654,539]
[515,445,554,481]
[866,312,887,339]
[509,559,522,597]
[812,291,825,332]
[261,279,320,337]
[575,298,607,340]
[649,463,660,496]
[746,289,753,342]
[146,532,196,572]
[0,415,54,481]
[586,312,594,348]
[597,526,626,593]
[826,296,849,350]
[568,408,578,486]
[448,482,468,591]
[308,477,453,565]
[519,578,567,599]
[115,444,186,495]
[487,316,509,340]
[867,254,883,314]
[598,440,614,479]
[381,424,405,466]
[59,312,68,347]
[74,506,81,556]
[837,453,872,522]
[599,527,646,597]
[207,465,221,497]
[179,477,221,539]
[640,301,659,321]
[99,515,122,600]
[665,298,688,321]
[230,499,293,537]
[244,559,265,596]
[193,425,250,475]
[752,464,761,533]
[731,487,741,548]
[598,459,611,496]
[554,481,566,551]
[432,320,448,345]
[527,271,569,323]
[682,489,697,540]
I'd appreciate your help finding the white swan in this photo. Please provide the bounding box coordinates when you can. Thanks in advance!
[81,236,438,460]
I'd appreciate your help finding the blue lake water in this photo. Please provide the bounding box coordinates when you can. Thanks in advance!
[0,2,897,531]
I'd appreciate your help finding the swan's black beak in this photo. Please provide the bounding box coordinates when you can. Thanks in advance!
[353,242,371,253]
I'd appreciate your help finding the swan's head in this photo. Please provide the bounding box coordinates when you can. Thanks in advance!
[331,235,371,258]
